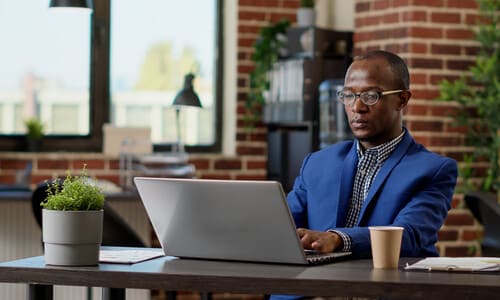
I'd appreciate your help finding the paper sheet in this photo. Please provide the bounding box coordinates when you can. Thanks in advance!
[99,249,164,264]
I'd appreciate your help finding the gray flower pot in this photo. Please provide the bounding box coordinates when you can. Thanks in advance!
[42,209,103,266]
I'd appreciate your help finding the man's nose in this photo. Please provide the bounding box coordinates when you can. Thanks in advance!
[350,95,368,112]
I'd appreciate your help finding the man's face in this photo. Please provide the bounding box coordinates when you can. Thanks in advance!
[343,57,409,148]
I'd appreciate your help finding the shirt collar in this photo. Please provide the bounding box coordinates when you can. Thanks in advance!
[356,129,406,164]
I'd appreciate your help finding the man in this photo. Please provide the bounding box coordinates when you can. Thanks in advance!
[290,50,457,258]
[271,49,457,300]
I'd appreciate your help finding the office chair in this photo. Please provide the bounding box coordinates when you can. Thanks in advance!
[464,191,500,257]
[31,180,145,247]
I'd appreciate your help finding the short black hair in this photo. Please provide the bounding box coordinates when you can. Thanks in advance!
[354,50,410,90]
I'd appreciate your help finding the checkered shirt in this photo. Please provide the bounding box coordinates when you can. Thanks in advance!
[332,130,405,252]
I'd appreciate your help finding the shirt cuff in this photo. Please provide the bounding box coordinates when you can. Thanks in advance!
[328,229,352,252]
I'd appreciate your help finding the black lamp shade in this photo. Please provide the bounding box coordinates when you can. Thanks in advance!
[172,74,202,108]
[49,0,93,9]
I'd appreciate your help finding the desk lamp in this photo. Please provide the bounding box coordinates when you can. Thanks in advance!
[49,0,93,9]
[171,73,202,153]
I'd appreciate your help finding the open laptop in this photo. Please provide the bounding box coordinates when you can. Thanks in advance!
[133,177,351,265]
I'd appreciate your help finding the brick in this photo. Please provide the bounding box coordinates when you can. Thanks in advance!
[199,173,231,180]
[239,0,284,8]
[447,0,477,9]
[444,245,475,257]
[429,74,461,85]
[393,0,410,7]
[247,160,267,169]
[356,15,382,27]
[431,44,461,55]
[0,159,31,170]
[409,27,443,39]
[444,212,475,226]
[447,59,475,71]
[188,158,210,170]
[406,103,428,115]
[406,120,443,132]
[431,12,461,23]
[0,174,15,184]
[429,135,463,147]
[409,42,428,54]
[408,58,443,69]
[71,159,105,170]
[236,145,266,156]
[382,12,399,24]
[438,229,459,241]
[446,28,475,40]
[238,11,267,21]
[402,11,427,22]
[410,89,441,100]
[355,1,371,13]
[428,105,459,117]
[270,13,296,23]
[373,0,390,10]
[413,0,445,7]
[410,73,427,85]
[37,159,70,170]
[238,25,261,34]
[214,159,242,170]
[462,229,482,241]
[238,37,257,48]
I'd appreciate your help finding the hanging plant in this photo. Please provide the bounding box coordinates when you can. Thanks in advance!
[245,19,290,129]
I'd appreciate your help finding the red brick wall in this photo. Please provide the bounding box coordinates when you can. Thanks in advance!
[0,0,484,257]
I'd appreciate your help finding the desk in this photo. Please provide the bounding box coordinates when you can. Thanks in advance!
[0,248,499,300]
[0,192,152,300]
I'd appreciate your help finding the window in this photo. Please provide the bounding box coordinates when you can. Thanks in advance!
[0,0,222,152]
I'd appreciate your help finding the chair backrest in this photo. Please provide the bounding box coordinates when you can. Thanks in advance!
[464,191,500,255]
[31,181,145,247]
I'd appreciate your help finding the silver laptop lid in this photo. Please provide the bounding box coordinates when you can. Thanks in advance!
[134,177,309,264]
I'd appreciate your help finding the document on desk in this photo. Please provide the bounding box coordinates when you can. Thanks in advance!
[99,249,165,264]
[404,257,500,272]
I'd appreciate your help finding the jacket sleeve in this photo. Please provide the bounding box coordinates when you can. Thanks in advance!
[337,157,458,258]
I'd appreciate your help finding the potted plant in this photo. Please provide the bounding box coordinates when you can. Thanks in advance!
[41,166,105,266]
[246,19,290,129]
[297,0,316,27]
[438,0,500,194]
[23,117,44,152]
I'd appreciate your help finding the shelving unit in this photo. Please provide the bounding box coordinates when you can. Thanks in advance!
[264,27,353,192]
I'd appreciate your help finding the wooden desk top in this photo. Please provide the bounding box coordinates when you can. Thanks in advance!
[0,248,499,299]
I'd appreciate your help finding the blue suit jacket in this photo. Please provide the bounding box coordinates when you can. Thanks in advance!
[287,130,458,258]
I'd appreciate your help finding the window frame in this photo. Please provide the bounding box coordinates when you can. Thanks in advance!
[0,0,223,153]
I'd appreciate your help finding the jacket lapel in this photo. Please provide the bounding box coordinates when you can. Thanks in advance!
[356,131,414,225]
[336,143,358,227]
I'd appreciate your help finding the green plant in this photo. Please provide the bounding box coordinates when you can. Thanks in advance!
[41,166,105,211]
[246,19,290,128]
[300,0,315,8]
[439,0,500,192]
[24,118,44,141]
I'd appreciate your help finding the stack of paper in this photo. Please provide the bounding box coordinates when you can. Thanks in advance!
[405,257,500,272]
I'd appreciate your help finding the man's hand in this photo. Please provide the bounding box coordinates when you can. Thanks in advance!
[297,228,343,253]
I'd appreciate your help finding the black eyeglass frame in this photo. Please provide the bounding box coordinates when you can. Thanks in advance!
[337,89,404,106]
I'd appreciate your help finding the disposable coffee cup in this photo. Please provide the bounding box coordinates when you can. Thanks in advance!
[369,226,404,269]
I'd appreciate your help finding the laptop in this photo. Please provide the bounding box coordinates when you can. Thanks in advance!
[133,177,351,265]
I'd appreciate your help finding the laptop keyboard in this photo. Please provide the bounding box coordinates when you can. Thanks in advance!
[305,250,351,265]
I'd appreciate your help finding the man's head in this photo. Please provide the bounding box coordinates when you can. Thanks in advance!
[341,50,412,149]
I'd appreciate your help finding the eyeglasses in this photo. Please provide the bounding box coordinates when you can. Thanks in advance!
[337,89,404,106]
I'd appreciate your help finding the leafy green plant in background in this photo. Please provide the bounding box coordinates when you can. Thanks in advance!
[245,19,290,129]
[300,0,315,8]
[24,117,44,141]
[42,166,105,211]
[439,0,500,192]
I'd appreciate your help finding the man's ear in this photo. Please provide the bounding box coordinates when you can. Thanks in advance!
[397,90,411,110]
